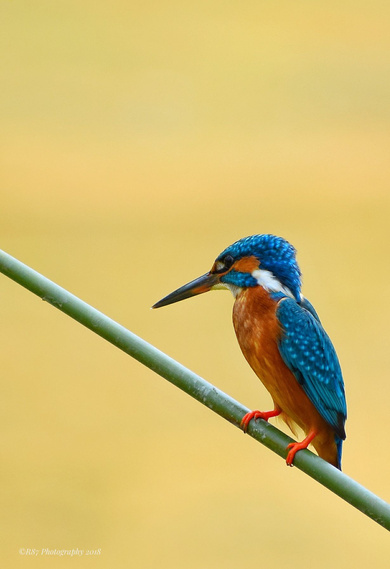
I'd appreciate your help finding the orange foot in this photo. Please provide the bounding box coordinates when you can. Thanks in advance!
[240,409,281,433]
[286,430,317,467]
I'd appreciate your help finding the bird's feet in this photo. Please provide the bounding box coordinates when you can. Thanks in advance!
[285,430,317,467]
[240,409,281,433]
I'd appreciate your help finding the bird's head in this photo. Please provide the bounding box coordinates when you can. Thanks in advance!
[152,234,302,309]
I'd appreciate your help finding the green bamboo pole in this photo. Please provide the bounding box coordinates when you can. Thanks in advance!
[0,249,389,531]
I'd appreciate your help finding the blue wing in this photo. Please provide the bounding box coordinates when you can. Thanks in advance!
[276,297,346,439]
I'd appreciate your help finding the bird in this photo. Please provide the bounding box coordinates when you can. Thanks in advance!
[152,234,347,469]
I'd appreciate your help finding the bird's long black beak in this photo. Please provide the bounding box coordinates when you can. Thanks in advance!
[152,272,220,309]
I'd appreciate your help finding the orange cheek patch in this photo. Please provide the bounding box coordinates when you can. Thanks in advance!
[233,255,260,273]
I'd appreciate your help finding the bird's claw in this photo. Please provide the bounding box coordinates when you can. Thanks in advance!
[285,430,317,466]
[240,410,272,433]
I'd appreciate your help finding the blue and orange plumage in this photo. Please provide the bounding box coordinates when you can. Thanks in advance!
[153,234,347,469]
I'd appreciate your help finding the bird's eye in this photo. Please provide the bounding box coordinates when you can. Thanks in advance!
[214,254,234,273]
[223,255,234,269]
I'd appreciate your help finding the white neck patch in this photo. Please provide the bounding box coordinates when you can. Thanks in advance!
[251,269,295,299]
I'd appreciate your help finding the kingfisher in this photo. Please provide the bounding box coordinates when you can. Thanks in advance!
[152,234,347,469]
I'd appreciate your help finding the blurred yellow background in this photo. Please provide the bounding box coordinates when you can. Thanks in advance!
[1,1,389,567]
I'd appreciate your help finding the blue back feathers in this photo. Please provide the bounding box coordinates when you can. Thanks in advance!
[276,298,347,441]
[217,234,302,301]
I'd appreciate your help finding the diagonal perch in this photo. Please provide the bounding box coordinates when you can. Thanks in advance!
[0,249,389,531]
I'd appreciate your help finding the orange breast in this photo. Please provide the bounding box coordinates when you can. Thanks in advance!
[232,287,337,462]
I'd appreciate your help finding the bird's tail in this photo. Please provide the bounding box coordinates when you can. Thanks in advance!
[335,436,343,470]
